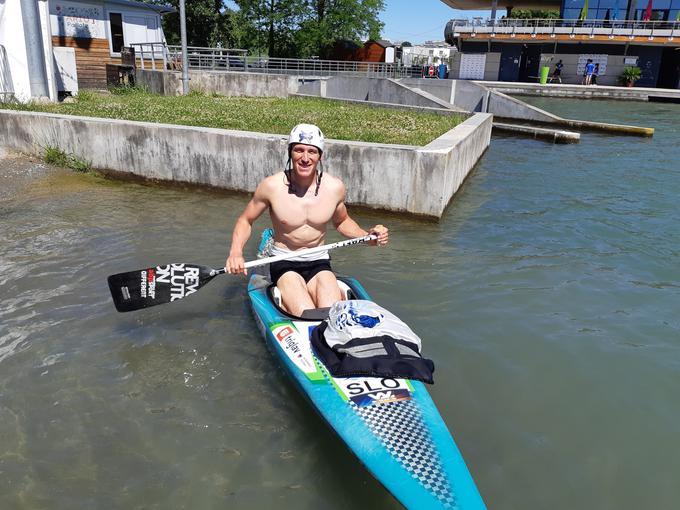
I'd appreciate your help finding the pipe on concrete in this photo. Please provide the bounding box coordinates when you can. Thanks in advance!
[20,0,50,98]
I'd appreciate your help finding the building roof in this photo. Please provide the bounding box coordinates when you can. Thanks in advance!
[367,39,395,48]
[440,0,560,10]
[105,0,175,14]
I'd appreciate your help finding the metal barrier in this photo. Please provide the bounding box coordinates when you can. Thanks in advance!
[130,42,415,79]
[0,45,15,102]
[447,17,680,40]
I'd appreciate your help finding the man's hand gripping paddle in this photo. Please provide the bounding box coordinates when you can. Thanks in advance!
[107,235,376,312]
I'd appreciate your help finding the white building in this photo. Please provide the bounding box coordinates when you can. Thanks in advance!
[0,0,172,103]
[402,41,458,67]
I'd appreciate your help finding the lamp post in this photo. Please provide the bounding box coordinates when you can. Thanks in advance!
[179,0,189,95]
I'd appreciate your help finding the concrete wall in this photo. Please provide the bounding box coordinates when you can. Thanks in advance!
[0,0,30,102]
[297,76,463,111]
[0,109,492,218]
[486,89,563,122]
[484,53,501,81]
[398,78,488,112]
[136,69,299,97]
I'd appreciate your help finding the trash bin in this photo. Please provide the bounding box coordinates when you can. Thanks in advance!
[438,63,447,79]
[539,66,550,84]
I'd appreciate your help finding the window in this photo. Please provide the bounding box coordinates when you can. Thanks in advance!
[109,13,124,53]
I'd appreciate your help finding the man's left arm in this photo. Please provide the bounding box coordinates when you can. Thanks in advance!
[332,200,389,247]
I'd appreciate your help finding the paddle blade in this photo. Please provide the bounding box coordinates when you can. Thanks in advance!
[107,263,218,312]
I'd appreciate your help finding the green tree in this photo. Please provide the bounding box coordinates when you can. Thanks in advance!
[235,0,306,57]
[509,9,560,19]
[296,0,385,58]
[401,41,412,47]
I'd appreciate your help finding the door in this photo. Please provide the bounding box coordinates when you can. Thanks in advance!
[498,45,521,82]
[519,45,541,82]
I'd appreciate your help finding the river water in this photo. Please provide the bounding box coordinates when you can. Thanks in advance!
[1,99,678,510]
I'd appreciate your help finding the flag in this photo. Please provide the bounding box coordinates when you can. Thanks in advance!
[642,0,653,21]
[604,8,611,21]
[579,0,589,21]
[612,0,620,20]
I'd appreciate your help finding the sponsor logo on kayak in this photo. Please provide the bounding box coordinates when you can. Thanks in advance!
[155,264,199,301]
[335,377,412,406]
[275,326,295,342]
[271,323,320,377]
[140,268,157,299]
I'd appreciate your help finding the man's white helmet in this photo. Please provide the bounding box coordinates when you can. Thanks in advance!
[288,123,324,154]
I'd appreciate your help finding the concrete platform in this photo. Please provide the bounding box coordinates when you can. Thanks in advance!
[493,123,580,143]
[476,81,680,102]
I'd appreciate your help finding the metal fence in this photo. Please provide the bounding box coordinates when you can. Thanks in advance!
[449,17,680,37]
[129,42,422,79]
[0,45,15,102]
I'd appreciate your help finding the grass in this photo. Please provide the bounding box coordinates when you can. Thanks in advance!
[42,145,93,173]
[6,88,466,147]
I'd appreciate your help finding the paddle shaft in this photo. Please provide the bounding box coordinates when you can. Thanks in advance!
[107,234,377,312]
[213,234,377,275]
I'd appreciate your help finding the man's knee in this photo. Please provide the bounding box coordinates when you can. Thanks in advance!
[309,271,342,307]
[278,272,314,314]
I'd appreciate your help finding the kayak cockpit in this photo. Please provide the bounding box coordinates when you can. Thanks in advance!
[267,278,358,321]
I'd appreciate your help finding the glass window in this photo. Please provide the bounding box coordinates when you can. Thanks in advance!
[563,0,583,8]
[109,13,124,53]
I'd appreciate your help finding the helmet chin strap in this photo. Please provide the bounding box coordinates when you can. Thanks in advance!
[285,156,324,196]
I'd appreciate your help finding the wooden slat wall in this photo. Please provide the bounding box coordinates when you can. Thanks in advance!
[52,36,165,89]
[52,36,113,89]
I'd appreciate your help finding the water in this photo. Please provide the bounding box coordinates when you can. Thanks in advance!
[1,99,679,509]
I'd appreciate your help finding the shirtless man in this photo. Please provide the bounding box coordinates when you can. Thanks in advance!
[225,123,389,316]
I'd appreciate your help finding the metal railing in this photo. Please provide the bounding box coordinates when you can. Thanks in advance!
[0,45,16,103]
[447,17,680,39]
[131,42,418,79]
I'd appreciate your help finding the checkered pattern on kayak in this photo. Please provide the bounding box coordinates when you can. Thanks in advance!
[353,399,456,509]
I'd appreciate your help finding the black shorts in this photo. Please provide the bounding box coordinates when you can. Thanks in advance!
[270,258,333,285]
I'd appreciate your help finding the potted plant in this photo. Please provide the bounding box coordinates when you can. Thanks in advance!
[618,66,642,87]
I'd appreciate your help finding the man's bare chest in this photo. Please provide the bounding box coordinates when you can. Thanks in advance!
[270,192,337,230]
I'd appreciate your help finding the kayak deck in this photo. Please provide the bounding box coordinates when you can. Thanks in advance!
[247,273,485,510]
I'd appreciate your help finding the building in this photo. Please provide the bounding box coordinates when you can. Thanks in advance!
[441,0,680,88]
[355,39,397,63]
[402,41,458,67]
[0,0,172,103]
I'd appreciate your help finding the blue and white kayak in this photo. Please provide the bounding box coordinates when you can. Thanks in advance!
[247,273,486,510]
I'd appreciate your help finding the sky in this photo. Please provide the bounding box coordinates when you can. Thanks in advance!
[379,0,491,44]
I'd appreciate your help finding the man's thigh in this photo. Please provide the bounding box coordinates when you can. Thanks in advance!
[277,271,315,315]
[307,270,343,308]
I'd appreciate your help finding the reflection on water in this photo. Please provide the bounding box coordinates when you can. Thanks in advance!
[1,99,679,510]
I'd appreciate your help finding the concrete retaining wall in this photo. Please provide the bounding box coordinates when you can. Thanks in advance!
[0,109,492,218]
[297,76,464,111]
[487,89,563,122]
[136,69,299,97]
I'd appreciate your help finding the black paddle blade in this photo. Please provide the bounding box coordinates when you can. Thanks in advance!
[107,263,219,312]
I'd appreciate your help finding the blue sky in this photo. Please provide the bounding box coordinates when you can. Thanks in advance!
[379,0,491,44]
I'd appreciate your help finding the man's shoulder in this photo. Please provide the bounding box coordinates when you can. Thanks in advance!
[258,172,283,190]
[322,173,346,195]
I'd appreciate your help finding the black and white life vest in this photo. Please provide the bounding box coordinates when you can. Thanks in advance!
[310,300,435,384]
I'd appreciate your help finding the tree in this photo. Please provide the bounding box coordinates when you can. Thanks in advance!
[509,9,560,19]
[401,41,412,47]
[296,0,385,58]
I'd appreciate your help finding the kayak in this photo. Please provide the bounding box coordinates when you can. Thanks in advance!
[247,269,486,509]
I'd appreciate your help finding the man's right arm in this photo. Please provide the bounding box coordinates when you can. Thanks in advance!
[225,182,270,275]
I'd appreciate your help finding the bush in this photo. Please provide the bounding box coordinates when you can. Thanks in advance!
[618,66,642,86]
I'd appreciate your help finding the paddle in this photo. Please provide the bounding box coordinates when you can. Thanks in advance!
[107,234,377,312]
